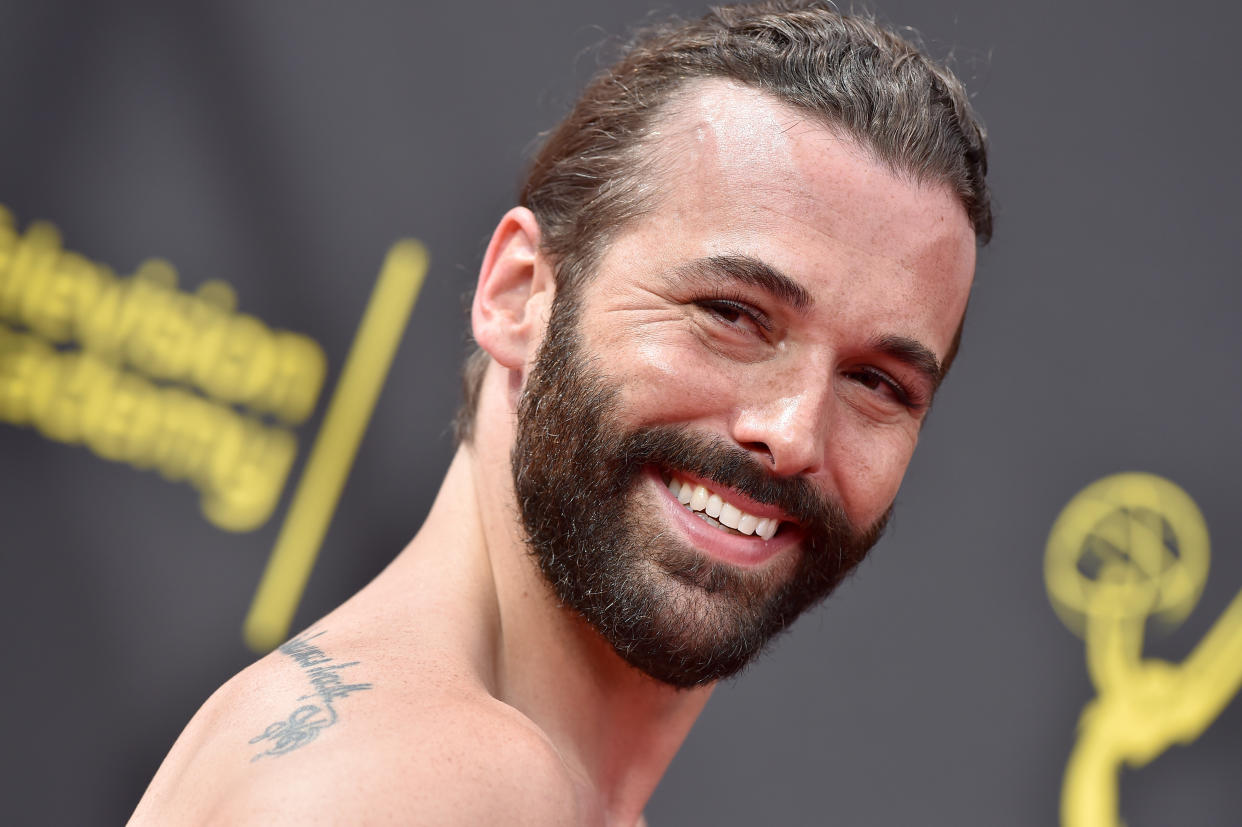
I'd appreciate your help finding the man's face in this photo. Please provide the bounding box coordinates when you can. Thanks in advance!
[512,81,976,688]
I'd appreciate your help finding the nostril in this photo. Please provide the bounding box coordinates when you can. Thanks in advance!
[742,441,776,466]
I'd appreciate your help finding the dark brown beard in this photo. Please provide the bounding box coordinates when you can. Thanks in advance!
[511,296,889,687]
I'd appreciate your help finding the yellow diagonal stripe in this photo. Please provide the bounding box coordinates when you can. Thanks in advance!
[243,240,428,652]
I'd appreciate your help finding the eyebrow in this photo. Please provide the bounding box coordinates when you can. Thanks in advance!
[673,254,813,311]
[672,256,946,394]
[870,333,946,393]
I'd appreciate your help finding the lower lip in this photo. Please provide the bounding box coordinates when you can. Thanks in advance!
[647,469,800,569]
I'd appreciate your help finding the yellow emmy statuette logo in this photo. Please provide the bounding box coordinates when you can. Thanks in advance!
[1046,472,1242,827]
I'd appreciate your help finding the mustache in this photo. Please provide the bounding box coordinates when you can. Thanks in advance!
[615,425,851,532]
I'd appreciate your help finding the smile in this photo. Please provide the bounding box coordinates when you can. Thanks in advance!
[664,475,781,540]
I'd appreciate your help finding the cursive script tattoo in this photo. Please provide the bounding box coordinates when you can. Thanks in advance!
[249,630,373,761]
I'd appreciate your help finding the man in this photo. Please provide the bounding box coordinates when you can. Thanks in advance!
[132,1,990,823]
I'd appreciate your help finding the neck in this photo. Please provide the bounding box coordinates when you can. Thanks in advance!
[392,430,711,823]
[481,439,712,819]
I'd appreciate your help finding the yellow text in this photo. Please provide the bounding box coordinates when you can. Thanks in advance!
[0,206,325,425]
[0,319,297,532]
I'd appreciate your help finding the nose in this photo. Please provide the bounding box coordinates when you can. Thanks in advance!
[729,376,832,477]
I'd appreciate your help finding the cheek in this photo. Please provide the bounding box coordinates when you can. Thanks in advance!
[607,334,740,426]
[829,429,916,526]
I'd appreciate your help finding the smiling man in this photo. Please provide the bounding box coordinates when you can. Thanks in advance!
[132,2,990,824]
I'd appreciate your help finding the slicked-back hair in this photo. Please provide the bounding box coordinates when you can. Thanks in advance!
[456,0,991,443]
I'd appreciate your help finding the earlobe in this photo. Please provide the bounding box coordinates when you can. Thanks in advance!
[471,207,556,371]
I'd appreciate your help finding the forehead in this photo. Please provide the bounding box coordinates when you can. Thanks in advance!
[621,79,977,355]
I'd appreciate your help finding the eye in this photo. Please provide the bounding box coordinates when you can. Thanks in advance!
[847,366,919,410]
[695,298,772,339]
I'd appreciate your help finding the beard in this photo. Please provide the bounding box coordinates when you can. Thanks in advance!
[512,297,890,688]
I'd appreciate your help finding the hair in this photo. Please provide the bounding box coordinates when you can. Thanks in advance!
[456,0,991,443]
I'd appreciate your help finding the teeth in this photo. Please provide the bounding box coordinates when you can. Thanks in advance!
[705,493,723,518]
[666,475,781,540]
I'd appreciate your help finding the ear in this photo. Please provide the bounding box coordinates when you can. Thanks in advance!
[471,207,556,372]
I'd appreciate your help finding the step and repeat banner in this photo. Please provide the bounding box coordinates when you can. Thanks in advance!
[2,2,1240,825]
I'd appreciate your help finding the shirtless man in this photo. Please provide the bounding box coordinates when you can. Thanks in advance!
[131,2,991,823]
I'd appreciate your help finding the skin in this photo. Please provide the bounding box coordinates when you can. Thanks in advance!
[129,79,975,826]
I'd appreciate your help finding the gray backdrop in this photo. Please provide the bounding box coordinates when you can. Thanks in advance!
[2,1,1240,824]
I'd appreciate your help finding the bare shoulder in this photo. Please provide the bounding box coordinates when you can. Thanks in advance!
[130,628,585,826]
[214,692,585,826]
